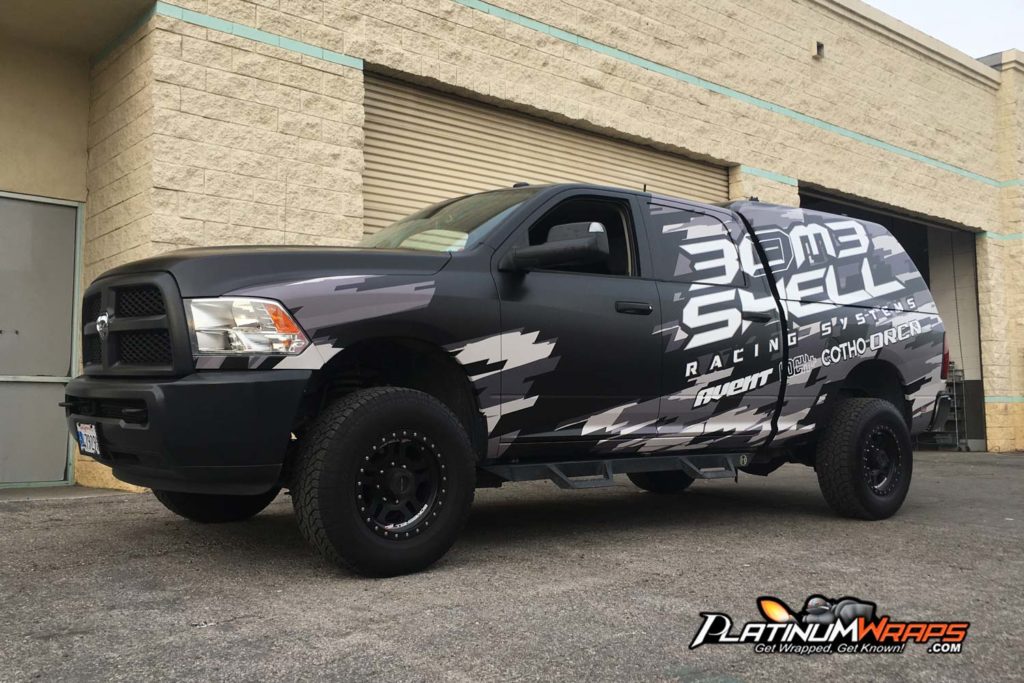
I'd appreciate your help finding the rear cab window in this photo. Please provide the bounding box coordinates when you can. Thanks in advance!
[645,200,750,287]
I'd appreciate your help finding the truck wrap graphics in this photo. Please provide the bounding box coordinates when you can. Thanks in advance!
[189,198,943,459]
[64,183,948,574]
[734,202,945,441]
[446,329,560,457]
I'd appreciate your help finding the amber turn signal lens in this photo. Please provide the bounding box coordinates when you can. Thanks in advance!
[267,302,301,334]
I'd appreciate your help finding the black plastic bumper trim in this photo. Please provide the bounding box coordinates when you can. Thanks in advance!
[65,370,311,494]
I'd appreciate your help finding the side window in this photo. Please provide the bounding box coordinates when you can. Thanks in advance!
[528,197,636,276]
[647,202,743,286]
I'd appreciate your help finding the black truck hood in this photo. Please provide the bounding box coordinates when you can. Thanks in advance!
[98,246,452,298]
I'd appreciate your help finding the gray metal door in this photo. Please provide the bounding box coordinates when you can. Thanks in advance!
[0,194,80,486]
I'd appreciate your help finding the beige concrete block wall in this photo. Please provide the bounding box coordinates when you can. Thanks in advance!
[148,14,364,250]
[84,23,156,285]
[502,0,1003,179]
[979,52,1024,452]
[143,0,1004,230]
[728,167,799,207]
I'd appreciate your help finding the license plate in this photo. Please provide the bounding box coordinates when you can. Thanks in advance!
[76,422,101,456]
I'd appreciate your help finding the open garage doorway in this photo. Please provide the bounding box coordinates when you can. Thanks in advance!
[800,188,985,451]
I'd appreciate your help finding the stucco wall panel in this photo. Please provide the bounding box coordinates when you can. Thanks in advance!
[0,38,89,201]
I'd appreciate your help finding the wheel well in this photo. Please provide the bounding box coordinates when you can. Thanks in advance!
[299,337,487,458]
[837,360,910,427]
[773,360,911,468]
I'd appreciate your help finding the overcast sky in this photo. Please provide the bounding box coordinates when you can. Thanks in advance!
[864,0,1022,58]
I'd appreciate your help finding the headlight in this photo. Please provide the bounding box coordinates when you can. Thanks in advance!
[186,297,309,355]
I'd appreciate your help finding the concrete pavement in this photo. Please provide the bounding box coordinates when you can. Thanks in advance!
[0,451,1021,681]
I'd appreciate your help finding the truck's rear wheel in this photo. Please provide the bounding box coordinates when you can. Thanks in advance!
[628,470,694,494]
[292,387,476,577]
[816,398,912,520]
[152,488,280,523]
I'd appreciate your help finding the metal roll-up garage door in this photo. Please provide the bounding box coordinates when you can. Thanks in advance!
[363,76,729,234]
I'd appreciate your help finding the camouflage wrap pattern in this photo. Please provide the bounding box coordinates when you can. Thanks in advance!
[550,199,784,454]
[194,275,438,371]
[446,329,560,457]
[464,200,945,455]
[734,201,946,441]
[179,192,943,459]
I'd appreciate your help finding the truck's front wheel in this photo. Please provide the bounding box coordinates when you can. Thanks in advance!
[292,387,476,577]
[816,398,912,520]
[152,488,280,523]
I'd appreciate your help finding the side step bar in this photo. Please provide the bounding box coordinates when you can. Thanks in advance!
[480,453,750,490]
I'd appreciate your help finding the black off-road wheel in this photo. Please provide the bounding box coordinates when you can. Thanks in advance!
[816,398,913,520]
[628,470,694,494]
[152,488,280,523]
[292,387,476,577]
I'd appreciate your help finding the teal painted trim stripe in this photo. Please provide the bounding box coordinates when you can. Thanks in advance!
[454,0,1021,189]
[985,396,1024,403]
[155,1,362,69]
[96,1,364,70]
[739,165,798,186]
[982,231,1024,240]
[67,202,85,485]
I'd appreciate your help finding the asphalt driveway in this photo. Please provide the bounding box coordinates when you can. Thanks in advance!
[1,451,1021,682]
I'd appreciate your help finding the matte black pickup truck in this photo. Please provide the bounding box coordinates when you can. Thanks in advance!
[65,184,950,576]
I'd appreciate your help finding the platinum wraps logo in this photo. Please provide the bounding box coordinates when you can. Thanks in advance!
[689,594,969,655]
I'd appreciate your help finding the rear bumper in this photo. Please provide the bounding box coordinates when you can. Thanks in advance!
[64,370,310,494]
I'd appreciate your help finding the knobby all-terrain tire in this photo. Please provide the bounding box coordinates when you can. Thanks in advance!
[292,387,476,577]
[815,397,913,520]
[152,488,280,523]
[628,470,694,494]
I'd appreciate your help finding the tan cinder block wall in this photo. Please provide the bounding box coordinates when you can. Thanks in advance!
[81,0,1024,455]
[141,0,1004,231]
[147,14,364,250]
[979,52,1024,451]
[84,24,156,285]
[728,168,799,207]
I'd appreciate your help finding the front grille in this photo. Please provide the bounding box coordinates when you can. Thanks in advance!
[116,286,165,317]
[83,294,101,324]
[83,335,101,365]
[80,273,187,376]
[117,330,173,365]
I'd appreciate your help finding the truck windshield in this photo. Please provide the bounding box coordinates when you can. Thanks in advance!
[360,187,539,252]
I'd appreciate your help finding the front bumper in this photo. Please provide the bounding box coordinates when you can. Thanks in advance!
[64,370,310,494]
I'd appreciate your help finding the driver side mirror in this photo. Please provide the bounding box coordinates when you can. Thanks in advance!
[499,222,610,272]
